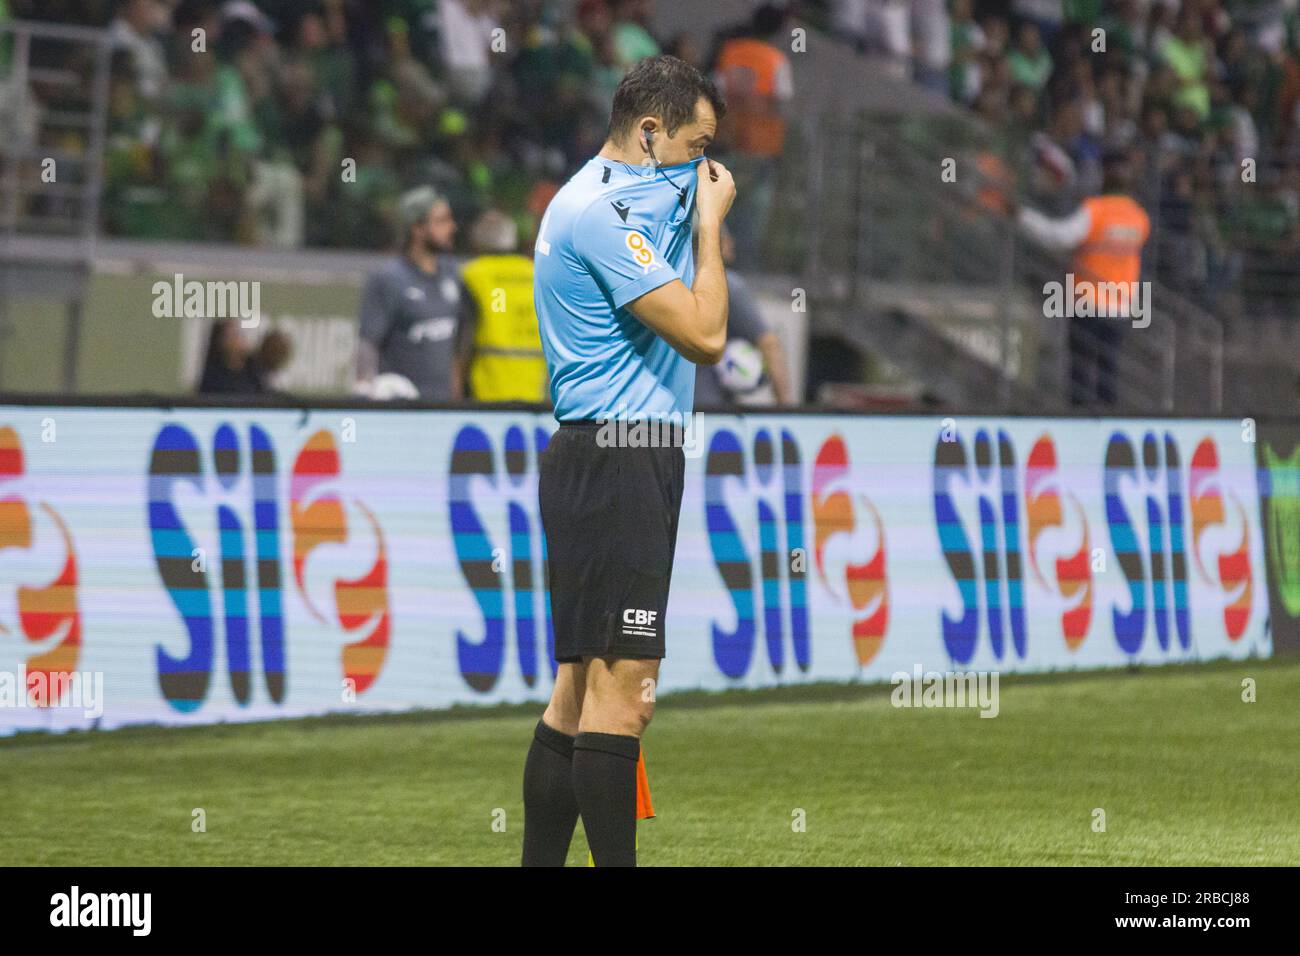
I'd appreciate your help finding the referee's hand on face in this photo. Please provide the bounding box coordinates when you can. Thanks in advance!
[696,159,737,225]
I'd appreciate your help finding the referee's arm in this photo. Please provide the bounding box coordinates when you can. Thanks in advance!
[626,160,736,366]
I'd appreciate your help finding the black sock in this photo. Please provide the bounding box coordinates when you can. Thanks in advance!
[572,732,640,867]
[521,719,580,866]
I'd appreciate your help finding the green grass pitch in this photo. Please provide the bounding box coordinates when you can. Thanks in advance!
[2,657,1296,866]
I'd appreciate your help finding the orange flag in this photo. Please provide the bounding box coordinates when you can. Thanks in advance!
[635,748,655,820]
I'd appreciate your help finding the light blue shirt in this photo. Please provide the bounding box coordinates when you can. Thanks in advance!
[533,155,702,421]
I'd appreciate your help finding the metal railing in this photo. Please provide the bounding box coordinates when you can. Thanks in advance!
[0,19,112,392]
[781,108,1227,414]
[0,18,112,240]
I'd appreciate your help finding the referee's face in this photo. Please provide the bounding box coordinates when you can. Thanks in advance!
[649,96,717,167]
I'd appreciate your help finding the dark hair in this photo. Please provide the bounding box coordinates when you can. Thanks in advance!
[608,55,726,142]
[1101,149,1133,193]
[752,3,788,37]
[216,18,259,60]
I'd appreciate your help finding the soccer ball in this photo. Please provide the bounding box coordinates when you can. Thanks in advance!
[715,339,765,396]
[358,373,420,401]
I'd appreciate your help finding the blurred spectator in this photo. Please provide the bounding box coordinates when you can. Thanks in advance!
[276,58,343,246]
[382,17,446,132]
[911,0,951,94]
[1012,0,1064,47]
[610,0,660,68]
[949,0,987,104]
[828,0,868,51]
[327,118,402,248]
[462,209,547,403]
[511,0,618,169]
[102,49,168,237]
[198,320,254,393]
[109,0,168,102]
[355,186,476,401]
[712,2,794,268]
[285,1,354,118]
[1008,20,1052,93]
[207,3,295,245]
[440,0,501,107]
[1028,97,1103,201]
[862,0,911,80]
[9,0,1299,343]
[1160,7,1212,121]
[694,226,794,408]
[255,327,294,392]
[197,320,291,394]
[835,0,953,84]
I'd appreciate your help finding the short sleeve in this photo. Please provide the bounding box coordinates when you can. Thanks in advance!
[573,202,681,310]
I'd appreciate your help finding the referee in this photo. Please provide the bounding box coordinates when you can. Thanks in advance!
[522,56,735,867]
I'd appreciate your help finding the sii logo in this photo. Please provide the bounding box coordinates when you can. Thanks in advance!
[1188,437,1252,640]
[704,427,809,678]
[0,425,82,703]
[1024,433,1093,649]
[290,429,392,695]
[1104,430,1192,654]
[148,422,286,711]
[933,426,1027,665]
[811,433,888,666]
[147,421,391,711]
[449,423,555,691]
[1102,431,1254,652]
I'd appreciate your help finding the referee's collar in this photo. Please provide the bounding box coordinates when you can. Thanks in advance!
[595,155,704,182]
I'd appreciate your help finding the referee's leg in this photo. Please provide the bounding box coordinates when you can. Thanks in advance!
[520,661,586,866]
[572,654,658,867]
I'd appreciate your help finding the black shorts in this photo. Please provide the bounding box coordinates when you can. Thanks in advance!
[539,419,686,663]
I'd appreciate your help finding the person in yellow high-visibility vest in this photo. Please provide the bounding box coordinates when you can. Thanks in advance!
[462,210,549,403]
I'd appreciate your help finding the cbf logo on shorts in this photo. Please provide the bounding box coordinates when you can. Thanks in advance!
[622,608,658,638]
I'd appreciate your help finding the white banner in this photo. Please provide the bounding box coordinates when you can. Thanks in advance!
[0,406,1269,735]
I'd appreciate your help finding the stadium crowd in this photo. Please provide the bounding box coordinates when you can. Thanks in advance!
[1,0,801,403]
[9,0,1295,317]
[3,0,791,259]
[4,0,1298,403]
[827,0,1300,325]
